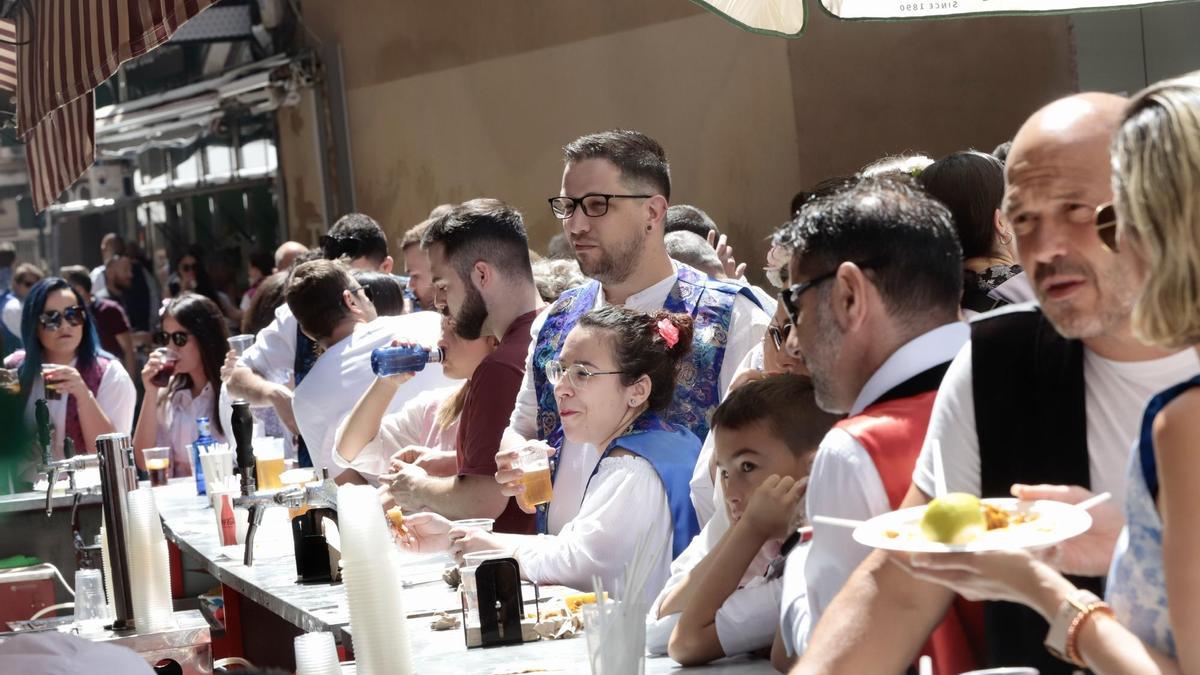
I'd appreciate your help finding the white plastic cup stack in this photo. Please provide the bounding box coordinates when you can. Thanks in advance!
[294,631,341,675]
[124,488,176,632]
[336,484,413,675]
[99,520,116,620]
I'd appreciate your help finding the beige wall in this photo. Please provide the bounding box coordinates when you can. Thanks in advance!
[281,1,1076,272]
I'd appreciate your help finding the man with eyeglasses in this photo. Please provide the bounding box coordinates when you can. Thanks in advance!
[2,263,45,358]
[225,213,400,469]
[794,95,1200,675]
[282,259,447,480]
[772,176,974,673]
[494,130,769,547]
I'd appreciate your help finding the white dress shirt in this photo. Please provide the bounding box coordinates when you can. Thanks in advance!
[801,322,969,649]
[331,385,462,482]
[779,542,812,658]
[15,357,137,458]
[292,311,456,477]
[645,504,787,659]
[513,455,673,605]
[236,302,299,383]
[505,263,770,534]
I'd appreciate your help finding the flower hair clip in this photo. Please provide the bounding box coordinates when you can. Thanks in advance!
[656,318,679,348]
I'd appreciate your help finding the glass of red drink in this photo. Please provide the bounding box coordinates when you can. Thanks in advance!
[150,348,178,388]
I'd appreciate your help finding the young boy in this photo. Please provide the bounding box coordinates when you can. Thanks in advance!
[647,374,840,667]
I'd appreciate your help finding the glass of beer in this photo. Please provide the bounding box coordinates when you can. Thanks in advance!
[0,368,20,395]
[41,364,62,400]
[253,437,286,490]
[144,447,171,487]
[517,445,552,509]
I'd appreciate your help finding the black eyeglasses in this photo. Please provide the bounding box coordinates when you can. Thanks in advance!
[780,259,884,326]
[767,323,792,351]
[347,285,373,302]
[548,194,654,219]
[14,277,35,288]
[1095,202,1118,253]
[154,330,190,347]
[320,235,369,260]
[38,305,87,331]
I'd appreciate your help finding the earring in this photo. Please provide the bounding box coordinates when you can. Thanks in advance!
[646,225,652,232]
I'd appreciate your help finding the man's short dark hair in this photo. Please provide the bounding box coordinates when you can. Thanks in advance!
[711,374,841,457]
[322,213,388,264]
[59,265,92,294]
[285,259,354,342]
[421,198,533,284]
[664,204,718,239]
[780,176,963,324]
[563,130,671,200]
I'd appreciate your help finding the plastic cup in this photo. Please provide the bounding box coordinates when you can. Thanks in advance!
[73,569,108,633]
[516,445,552,509]
[41,364,62,400]
[450,518,495,533]
[294,631,341,675]
[959,670,1039,675]
[150,348,178,388]
[228,334,255,356]
[143,447,171,487]
[253,437,286,490]
[583,600,646,675]
[0,368,20,395]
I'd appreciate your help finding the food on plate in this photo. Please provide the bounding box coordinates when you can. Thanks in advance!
[386,507,408,538]
[920,493,987,544]
[983,501,1039,530]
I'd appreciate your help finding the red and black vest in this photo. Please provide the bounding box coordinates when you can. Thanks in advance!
[835,362,985,675]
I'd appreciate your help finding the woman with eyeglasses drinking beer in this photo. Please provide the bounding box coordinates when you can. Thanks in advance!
[133,294,229,477]
[399,306,702,603]
[3,278,135,460]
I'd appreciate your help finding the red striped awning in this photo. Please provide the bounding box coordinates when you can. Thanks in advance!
[10,1,217,212]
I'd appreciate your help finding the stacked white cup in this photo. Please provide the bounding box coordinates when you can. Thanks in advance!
[336,485,413,675]
[124,488,176,632]
[294,631,341,675]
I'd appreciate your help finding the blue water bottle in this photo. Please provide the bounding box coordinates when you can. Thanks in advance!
[191,416,215,496]
[371,345,444,377]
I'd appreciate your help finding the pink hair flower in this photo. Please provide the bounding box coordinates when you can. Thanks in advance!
[656,318,679,348]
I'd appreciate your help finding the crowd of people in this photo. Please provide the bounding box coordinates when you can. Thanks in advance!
[3,68,1198,675]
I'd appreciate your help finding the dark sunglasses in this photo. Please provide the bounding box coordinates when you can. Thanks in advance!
[767,323,792,351]
[38,305,87,331]
[780,259,883,326]
[1095,202,1118,253]
[179,262,196,273]
[153,330,190,347]
[320,235,368,260]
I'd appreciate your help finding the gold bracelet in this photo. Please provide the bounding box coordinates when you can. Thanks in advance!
[1065,600,1114,667]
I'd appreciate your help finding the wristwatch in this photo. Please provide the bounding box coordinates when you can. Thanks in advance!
[1045,588,1104,665]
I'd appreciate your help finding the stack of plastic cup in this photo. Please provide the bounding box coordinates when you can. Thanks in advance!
[336,485,413,675]
[99,520,116,620]
[293,631,341,675]
[124,488,176,632]
[73,569,109,634]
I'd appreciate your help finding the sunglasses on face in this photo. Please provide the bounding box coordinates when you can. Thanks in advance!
[767,323,792,351]
[547,193,654,219]
[544,360,625,389]
[1094,202,1119,253]
[179,262,196,273]
[153,330,190,347]
[38,305,87,331]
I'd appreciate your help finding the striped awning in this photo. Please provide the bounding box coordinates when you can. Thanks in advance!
[695,0,1187,37]
[2,1,217,212]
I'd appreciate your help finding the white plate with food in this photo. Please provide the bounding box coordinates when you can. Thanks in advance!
[850,494,1093,553]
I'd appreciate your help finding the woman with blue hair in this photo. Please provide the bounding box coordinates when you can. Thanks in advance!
[3,277,135,459]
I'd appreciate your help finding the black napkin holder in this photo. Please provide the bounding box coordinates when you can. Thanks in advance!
[291,508,337,583]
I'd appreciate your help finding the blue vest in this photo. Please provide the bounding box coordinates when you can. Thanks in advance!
[541,413,701,559]
[531,264,758,450]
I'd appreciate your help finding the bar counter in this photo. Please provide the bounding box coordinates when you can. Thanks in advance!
[155,480,773,674]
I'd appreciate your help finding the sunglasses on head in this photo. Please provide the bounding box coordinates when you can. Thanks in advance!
[154,330,190,347]
[38,305,86,331]
[320,235,367,260]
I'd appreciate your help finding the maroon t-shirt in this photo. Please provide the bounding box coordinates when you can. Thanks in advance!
[456,309,539,534]
[90,298,131,360]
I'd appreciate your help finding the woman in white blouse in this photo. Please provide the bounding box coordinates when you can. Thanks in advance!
[403,306,703,603]
[334,313,495,483]
[133,294,229,476]
[5,277,135,461]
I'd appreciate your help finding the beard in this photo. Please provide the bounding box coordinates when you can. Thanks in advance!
[575,226,647,285]
[1034,253,1138,340]
[452,284,489,340]
[804,301,847,414]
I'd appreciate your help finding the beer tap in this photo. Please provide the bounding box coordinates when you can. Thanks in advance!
[228,400,266,566]
[36,397,101,517]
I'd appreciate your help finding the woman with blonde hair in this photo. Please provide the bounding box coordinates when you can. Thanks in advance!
[907,72,1200,674]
